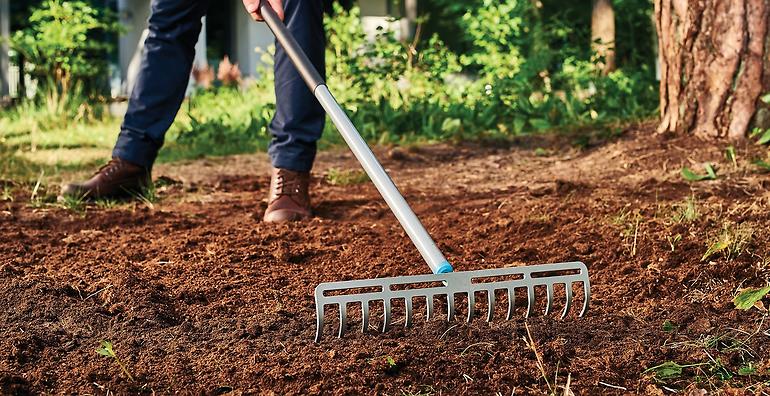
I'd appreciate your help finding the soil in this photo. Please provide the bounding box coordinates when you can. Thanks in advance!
[2,123,770,395]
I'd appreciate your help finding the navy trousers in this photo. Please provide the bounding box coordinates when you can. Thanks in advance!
[113,0,326,173]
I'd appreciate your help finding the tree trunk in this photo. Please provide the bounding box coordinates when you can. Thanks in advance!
[0,0,9,97]
[592,0,616,74]
[655,0,770,139]
[400,0,418,40]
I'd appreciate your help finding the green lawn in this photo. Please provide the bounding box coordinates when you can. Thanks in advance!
[0,109,264,184]
[0,107,345,185]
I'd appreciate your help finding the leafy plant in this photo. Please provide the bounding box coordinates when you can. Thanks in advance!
[10,0,122,115]
[170,83,273,158]
[644,361,708,381]
[662,320,677,332]
[95,341,134,381]
[681,164,717,182]
[733,285,770,310]
[756,130,770,145]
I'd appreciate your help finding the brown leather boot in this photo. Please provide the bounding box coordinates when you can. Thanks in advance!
[263,167,312,223]
[60,158,151,199]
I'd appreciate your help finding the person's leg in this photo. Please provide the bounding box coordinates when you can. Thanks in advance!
[112,0,211,169]
[263,0,325,222]
[267,0,326,173]
[61,0,209,199]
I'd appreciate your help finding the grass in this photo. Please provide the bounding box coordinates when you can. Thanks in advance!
[398,386,436,396]
[672,196,700,224]
[128,181,159,210]
[524,322,572,396]
[666,233,682,252]
[58,192,87,214]
[29,171,46,207]
[656,325,770,392]
[611,208,644,257]
[0,103,365,186]
[94,198,120,210]
[701,223,754,262]
[325,167,370,186]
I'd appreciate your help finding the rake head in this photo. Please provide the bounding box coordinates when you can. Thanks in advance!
[314,261,590,342]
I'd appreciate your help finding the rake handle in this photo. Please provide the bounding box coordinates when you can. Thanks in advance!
[259,1,453,274]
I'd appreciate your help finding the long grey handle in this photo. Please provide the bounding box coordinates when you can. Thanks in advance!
[259,2,453,274]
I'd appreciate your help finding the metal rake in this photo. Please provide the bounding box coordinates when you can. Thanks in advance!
[315,262,590,341]
[259,3,592,342]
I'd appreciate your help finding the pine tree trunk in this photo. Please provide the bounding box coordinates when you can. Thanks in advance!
[655,0,770,139]
[592,0,616,74]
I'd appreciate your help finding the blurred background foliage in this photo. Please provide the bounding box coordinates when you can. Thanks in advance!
[1,0,659,179]
[177,0,657,150]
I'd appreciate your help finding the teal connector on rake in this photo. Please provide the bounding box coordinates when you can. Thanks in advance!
[435,260,453,274]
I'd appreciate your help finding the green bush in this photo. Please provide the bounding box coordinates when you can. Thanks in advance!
[11,0,121,116]
[172,1,658,153]
[456,0,657,132]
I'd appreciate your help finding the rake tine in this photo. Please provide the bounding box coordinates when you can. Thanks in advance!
[404,297,413,327]
[544,283,554,316]
[362,301,370,333]
[313,262,591,341]
[580,281,590,317]
[526,285,535,318]
[338,303,347,338]
[382,299,392,332]
[506,288,514,320]
[466,291,475,322]
[486,290,495,322]
[315,304,324,342]
[561,282,573,319]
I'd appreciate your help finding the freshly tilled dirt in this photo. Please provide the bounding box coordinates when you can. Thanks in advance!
[2,124,769,394]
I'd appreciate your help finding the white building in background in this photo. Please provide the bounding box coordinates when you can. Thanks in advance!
[116,0,414,96]
[0,0,9,98]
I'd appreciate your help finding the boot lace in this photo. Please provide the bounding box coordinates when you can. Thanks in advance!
[95,159,124,178]
[275,172,303,196]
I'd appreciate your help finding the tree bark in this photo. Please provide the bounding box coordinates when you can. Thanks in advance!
[655,0,770,139]
[592,0,616,74]
[0,0,9,97]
